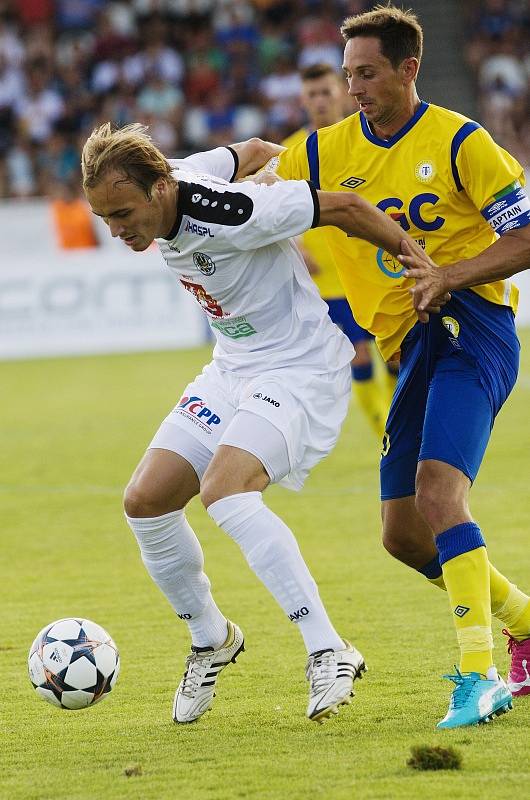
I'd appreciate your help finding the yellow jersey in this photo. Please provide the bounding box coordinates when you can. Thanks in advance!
[277,101,525,360]
[282,127,345,299]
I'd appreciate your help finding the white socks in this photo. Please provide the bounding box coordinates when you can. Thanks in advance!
[125,510,228,649]
[207,491,343,654]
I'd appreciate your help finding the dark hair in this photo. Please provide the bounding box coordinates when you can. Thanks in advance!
[300,63,340,82]
[341,4,423,69]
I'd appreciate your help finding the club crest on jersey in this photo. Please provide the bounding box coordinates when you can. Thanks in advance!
[340,176,366,190]
[193,252,216,276]
[415,161,436,183]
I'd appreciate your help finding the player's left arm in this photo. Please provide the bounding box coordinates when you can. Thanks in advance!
[399,225,530,311]
[173,139,284,183]
[398,127,530,310]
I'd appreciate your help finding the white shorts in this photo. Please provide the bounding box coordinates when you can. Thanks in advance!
[149,360,351,491]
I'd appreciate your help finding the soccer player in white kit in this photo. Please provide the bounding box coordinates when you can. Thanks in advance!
[81,123,421,724]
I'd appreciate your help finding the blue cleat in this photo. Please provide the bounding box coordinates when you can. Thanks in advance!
[437,667,513,729]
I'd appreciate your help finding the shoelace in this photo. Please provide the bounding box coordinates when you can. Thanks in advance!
[180,651,212,698]
[442,667,478,709]
[502,628,518,655]
[306,650,337,693]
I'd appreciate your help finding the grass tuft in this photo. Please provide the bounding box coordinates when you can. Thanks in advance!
[407,744,463,771]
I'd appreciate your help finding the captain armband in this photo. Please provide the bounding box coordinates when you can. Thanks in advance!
[481,181,530,235]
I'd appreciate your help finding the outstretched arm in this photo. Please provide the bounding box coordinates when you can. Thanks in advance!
[316,191,449,320]
[229,138,285,181]
[398,225,530,312]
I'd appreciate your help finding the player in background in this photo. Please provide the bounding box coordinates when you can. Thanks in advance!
[274,5,530,728]
[283,62,397,439]
[81,123,419,724]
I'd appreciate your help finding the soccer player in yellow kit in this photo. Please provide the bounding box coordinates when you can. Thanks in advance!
[276,5,530,728]
[283,63,397,438]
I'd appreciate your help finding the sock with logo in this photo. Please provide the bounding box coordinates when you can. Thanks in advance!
[125,510,228,649]
[418,553,530,638]
[352,362,386,438]
[436,522,493,675]
[207,491,343,654]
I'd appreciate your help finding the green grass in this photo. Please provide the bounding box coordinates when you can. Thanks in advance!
[1,333,530,800]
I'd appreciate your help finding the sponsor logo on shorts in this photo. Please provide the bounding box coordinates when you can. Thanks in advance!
[253,392,280,407]
[289,606,309,622]
[454,605,470,618]
[381,432,391,458]
[176,395,221,433]
[178,613,192,619]
[192,251,216,275]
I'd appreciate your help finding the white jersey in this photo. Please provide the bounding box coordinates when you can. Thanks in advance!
[155,146,353,376]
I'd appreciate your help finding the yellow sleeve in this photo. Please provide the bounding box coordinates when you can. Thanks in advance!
[455,126,525,212]
[275,139,311,181]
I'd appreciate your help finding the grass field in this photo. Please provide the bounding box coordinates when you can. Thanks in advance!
[1,332,530,800]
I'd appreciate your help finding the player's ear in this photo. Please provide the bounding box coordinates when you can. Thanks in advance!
[400,57,419,85]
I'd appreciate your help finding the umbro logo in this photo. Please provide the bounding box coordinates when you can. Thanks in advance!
[454,605,470,618]
[340,176,366,190]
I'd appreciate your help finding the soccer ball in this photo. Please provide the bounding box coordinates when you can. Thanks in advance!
[28,618,120,710]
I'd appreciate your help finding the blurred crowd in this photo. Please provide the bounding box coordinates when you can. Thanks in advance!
[0,0,369,200]
[0,0,528,202]
[463,0,529,166]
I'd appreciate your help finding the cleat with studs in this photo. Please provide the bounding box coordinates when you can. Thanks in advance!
[306,640,365,723]
[437,667,513,729]
[173,620,244,723]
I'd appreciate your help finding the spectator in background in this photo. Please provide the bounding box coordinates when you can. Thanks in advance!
[49,179,98,249]
[0,0,526,200]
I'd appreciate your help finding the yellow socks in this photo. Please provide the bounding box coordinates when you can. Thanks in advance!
[352,365,387,439]
[420,555,530,641]
[436,523,493,675]
[490,565,530,641]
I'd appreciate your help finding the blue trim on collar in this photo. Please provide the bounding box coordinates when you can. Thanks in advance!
[360,100,429,148]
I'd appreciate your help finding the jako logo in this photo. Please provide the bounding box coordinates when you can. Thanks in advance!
[178,613,192,620]
[253,392,280,407]
[289,606,309,622]
[178,396,221,426]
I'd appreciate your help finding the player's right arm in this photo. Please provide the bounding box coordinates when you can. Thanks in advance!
[316,190,420,261]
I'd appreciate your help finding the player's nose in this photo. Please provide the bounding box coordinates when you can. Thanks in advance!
[109,219,124,238]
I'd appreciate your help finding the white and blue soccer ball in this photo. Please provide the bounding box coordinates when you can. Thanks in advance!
[28,618,120,710]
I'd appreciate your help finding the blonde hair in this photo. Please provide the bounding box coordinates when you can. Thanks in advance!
[341,4,423,69]
[81,122,175,197]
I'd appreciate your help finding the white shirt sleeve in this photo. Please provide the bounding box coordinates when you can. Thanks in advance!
[228,179,319,250]
[168,147,238,182]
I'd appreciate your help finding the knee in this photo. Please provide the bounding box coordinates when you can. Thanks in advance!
[381,522,409,562]
[200,474,223,511]
[124,479,165,518]
[414,481,440,531]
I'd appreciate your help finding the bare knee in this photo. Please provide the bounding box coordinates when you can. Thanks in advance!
[381,498,438,569]
[415,461,471,533]
[124,480,164,518]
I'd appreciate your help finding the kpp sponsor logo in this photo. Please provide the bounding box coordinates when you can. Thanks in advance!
[177,395,221,432]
